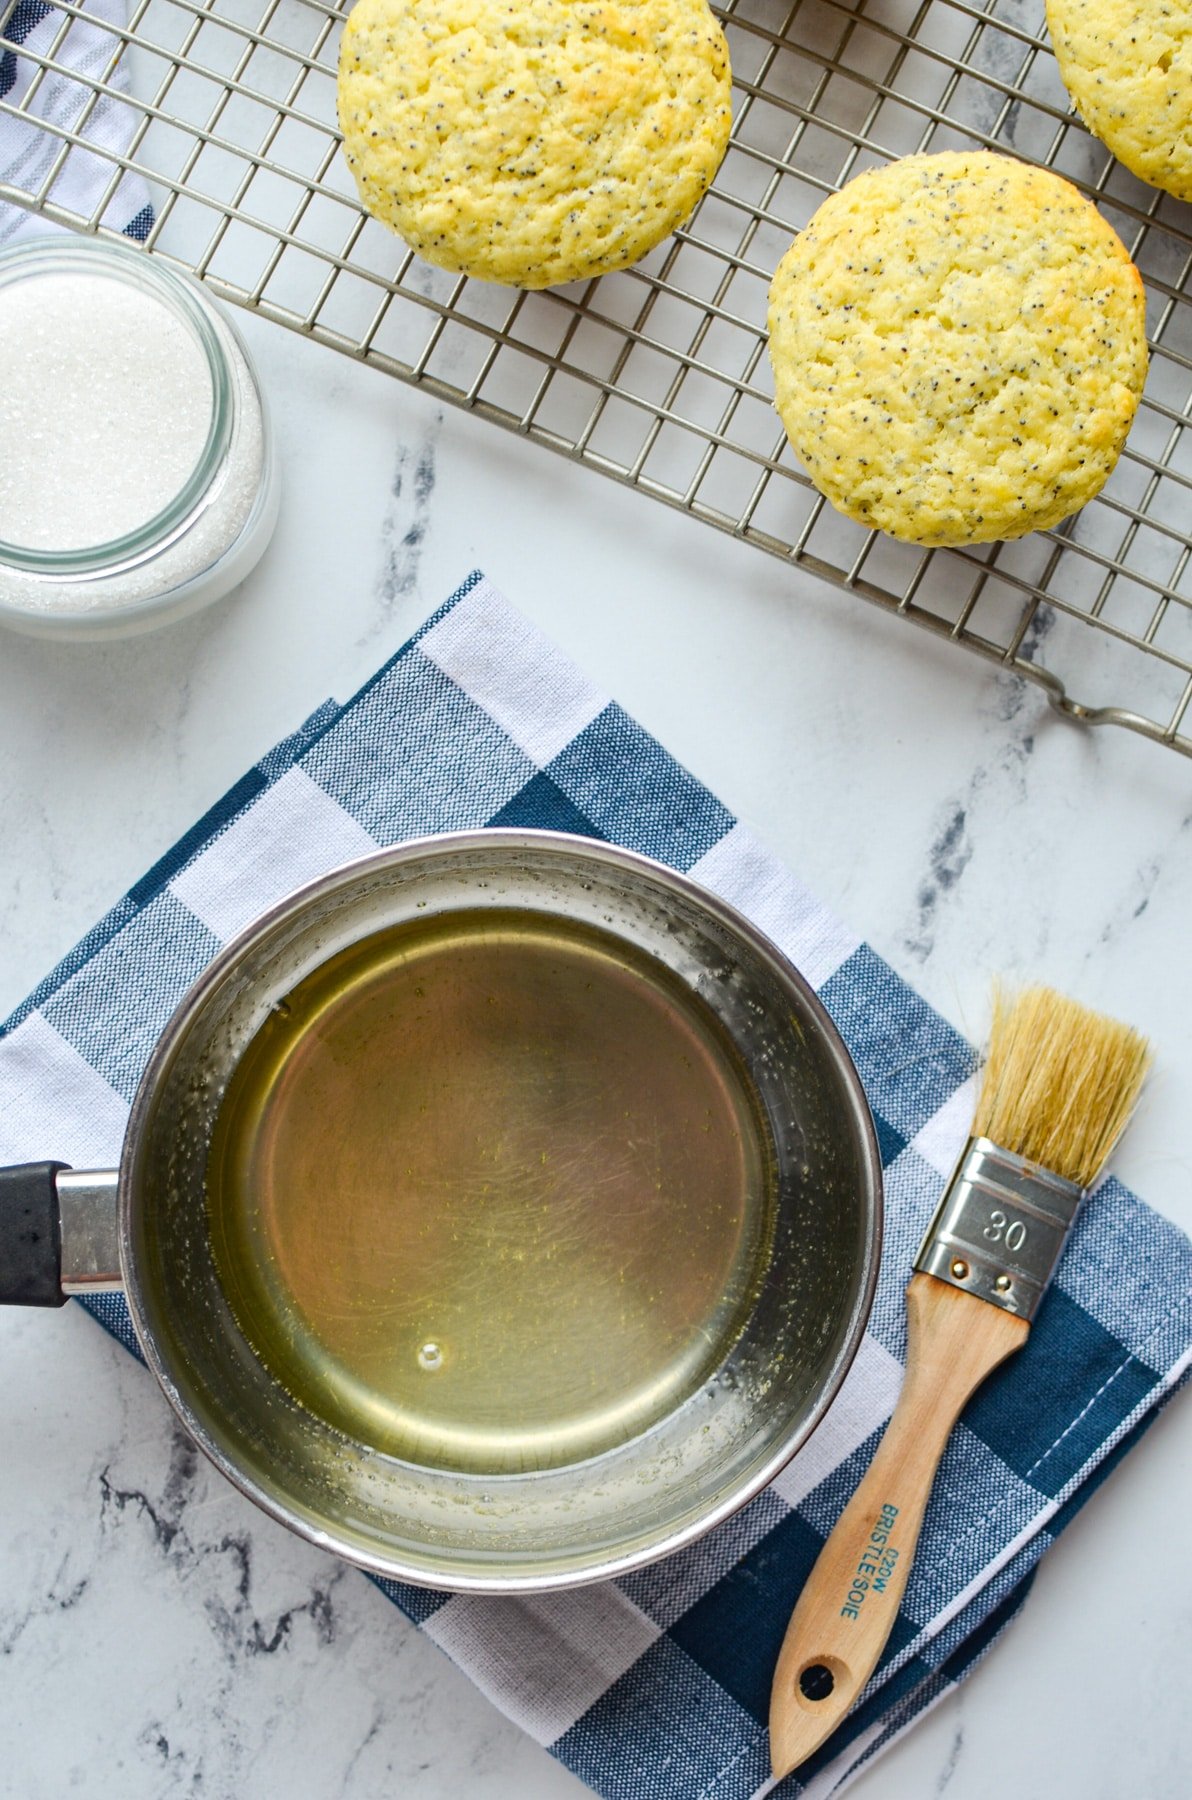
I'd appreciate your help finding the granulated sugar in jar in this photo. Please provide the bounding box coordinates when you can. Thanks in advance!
[0,235,279,639]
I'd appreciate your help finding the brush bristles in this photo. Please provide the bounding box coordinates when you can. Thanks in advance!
[973,985,1152,1189]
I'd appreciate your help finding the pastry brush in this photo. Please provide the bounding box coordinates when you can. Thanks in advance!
[769,984,1152,1777]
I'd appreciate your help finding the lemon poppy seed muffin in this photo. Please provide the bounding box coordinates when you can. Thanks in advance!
[767,152,1149,548]
[337,0,732,289]
[1046,0,1192,203]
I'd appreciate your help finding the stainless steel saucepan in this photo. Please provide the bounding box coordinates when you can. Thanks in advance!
[0,831,882,1592]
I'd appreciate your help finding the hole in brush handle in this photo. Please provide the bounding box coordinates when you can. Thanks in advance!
[798,1663,835,1702]
[789,1653,850,1713]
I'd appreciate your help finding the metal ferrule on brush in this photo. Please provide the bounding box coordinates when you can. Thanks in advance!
[914,1137,1086,1323]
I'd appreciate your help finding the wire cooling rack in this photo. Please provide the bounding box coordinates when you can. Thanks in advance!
[3,0,1192,756]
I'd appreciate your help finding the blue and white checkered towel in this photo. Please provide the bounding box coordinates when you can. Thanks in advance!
[1,0,150,244]
[2,572,1190,1799]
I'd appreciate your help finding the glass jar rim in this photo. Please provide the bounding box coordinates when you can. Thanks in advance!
[0,235,234,577]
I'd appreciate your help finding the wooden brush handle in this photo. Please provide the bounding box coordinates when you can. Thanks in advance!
[769,1273,1029,1778]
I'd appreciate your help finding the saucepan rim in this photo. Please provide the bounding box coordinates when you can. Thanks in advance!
[118,828,884,1591]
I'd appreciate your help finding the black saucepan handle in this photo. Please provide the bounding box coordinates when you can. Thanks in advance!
[0,1162,70,1307]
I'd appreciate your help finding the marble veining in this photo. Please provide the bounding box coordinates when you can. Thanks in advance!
[933,1724,965,1796]
[375,421,441,626]
[905,802,974,963]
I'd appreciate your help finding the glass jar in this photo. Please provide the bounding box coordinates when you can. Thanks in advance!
[0,235,279,639]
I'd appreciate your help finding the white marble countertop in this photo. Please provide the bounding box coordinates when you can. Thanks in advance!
[1,308,1190,1800]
